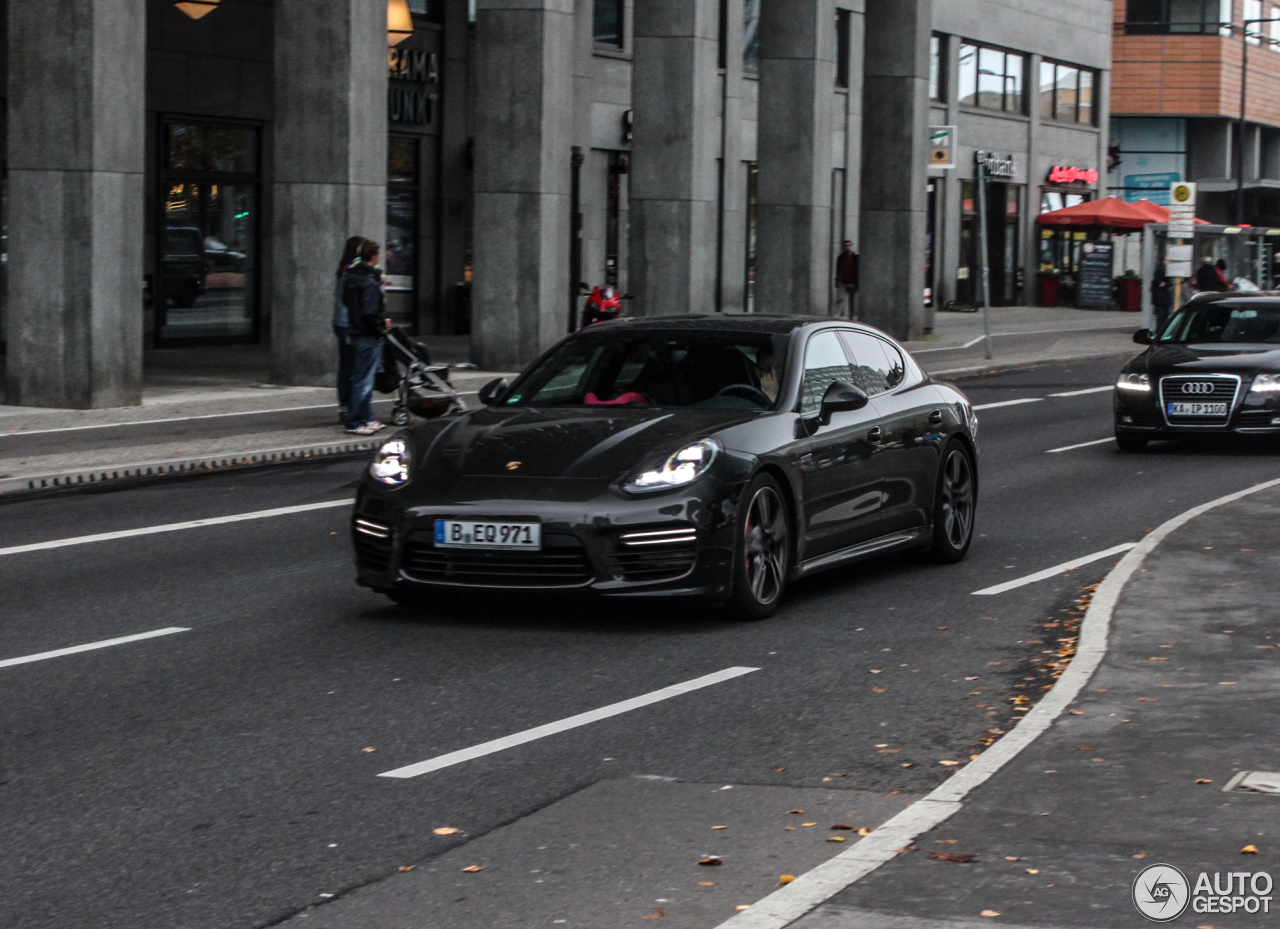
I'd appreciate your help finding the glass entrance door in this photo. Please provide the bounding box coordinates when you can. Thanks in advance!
[158,121,259,343]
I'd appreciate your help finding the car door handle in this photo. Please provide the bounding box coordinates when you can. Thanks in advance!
[867,426,882,444]
[928,409,944,426]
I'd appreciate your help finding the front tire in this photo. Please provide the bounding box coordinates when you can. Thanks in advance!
[729,474,791,620]
[923,440,976,564]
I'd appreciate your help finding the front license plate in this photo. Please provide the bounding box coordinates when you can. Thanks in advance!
[435,520,541,550]
[1168,401,1227,416]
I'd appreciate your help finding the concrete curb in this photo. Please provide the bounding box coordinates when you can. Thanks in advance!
[713,473,1280,929]
[925,349,1134,379]
[0,438,380,497]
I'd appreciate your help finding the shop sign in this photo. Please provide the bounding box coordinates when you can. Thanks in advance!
[387,48,439,125]
[975,150,1017,178]
[929,126,956,169]
[388,49,439,84]
[1047,165,1098,185]
[389,87,435,124]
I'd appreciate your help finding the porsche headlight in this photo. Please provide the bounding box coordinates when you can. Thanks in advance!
[624,438,721,493]
[1116,373,1150,392]
[1251,373,1280,393]
[370,438,411,486]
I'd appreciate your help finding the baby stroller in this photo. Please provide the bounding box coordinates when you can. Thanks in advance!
[378,326,473,426]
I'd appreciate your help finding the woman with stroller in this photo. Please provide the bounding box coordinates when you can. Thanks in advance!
[342,239,391,436]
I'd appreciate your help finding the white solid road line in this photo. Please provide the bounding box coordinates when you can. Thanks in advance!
[379,666,761,779]
[1047,437,1114,453]
[0,627,189,670]
[971,542,1137,595]
[1048,385,1112,397]
[972,397,1044,411]
[0,499,353,558]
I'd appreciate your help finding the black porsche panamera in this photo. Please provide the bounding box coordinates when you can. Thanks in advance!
[352,316,979,618]
[1116,291,1280,450]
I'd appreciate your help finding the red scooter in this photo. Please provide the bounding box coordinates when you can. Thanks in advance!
[579,284,632,328]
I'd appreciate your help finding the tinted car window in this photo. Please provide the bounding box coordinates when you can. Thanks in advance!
[506,330,790,410]
[800,331,856,414]
[839,331,903,396]
[1160,301,1280,344]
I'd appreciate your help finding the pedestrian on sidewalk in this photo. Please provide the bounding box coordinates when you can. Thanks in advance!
[334,235,365,425]
[1151,257,1173,333]
[1194,257,1229,293]
[342,239,390,436]
[835,240,859,319]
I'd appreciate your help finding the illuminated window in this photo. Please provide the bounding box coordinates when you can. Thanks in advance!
[958,41,1024,114]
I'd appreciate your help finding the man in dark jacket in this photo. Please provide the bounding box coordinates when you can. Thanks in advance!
[1194,257,1229,293]
[342,239,390,435]
[1151,257,1174,333]
[835,240,859,319]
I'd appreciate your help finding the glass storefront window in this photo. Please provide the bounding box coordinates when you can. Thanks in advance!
[386,137,419,329]
[158,121,259,343]
[743,0,760,72]
[593,0,624,46]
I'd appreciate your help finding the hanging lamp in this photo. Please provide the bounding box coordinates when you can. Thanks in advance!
[388,0,414,46]
[173,0,221,19]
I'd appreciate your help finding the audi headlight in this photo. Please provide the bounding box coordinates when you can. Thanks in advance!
[370,438,411,486]
[1251,373,1280,393]
[1116,373,1151,392]
[623,438,721,493]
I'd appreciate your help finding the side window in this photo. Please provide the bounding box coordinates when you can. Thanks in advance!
[800,331,855,414]
[839,331,901,396]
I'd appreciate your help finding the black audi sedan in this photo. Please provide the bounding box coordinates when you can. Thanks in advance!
[1116,291,1280,450]
[352,316,978,618]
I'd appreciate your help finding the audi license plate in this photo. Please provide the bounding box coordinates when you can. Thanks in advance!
[1168,401,1227,416]
[435,520,541,550]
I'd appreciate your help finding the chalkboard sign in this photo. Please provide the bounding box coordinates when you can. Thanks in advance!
[1077,242,1114,308]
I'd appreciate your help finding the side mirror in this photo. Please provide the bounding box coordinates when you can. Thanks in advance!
[818,380,869,425]
[1133,328,1153,345]
[478,377,509,406]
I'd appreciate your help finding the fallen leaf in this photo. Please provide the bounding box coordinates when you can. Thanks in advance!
[872,687,887,693]
[698,857,723,866]
[433,827,461,836]
[937,626,948,630]
[1067,710,1084,715]
[779,874,795,884]
[1074,746,1097,751]
[398,866,414,872]
[830,772,848,777]
[1133,853,1149,859]
[1137,697,1157,702]
[970,754,982,760]
[1220,681,1238,685]
[869,669,883,674]
[856,827,872,836]
[891,846,917,853]
[642,908,667,920]
[788,809,805,814]
[928,851,977,863]
[461,865,483,873]
[1004,856,1019,861]
[362,747,377,752]
[937,840,957,844]
[1242,845,1260,854]
[901,762,914,768]
[1091,758,1106,763]
[712,825,728,830]
[1147,657,1170,661]
[987,729,1006,734]
[831,824,854,830]
[1195,778,1213,784]
[987,661,1002,666]
[879,749,900,754]
[981,910,1001,917]
[775,767,787,771]
[939,760,960,766]
[697,881,715,886]
[1026,868,1040,874]
[802,822,817,827]
[827,836,846,843]
[965,676,979,681]
[735,905,751,911]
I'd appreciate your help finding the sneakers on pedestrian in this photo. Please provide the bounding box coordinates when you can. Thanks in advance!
[344,422,386,436]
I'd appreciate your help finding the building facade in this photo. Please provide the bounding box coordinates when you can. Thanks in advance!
[1,0,1112,409]
[1110,0,1280,223]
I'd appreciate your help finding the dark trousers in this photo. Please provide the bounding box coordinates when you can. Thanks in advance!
[335,327,355,412]
[348,336,382,428]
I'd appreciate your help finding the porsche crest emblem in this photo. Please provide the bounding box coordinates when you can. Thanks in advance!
[506,461,522,471]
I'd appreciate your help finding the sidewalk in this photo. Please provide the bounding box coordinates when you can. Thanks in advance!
[785,483,1280,929]
[0,307,1140,496]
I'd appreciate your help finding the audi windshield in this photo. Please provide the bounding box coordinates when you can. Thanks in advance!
[1160,300,1280,346]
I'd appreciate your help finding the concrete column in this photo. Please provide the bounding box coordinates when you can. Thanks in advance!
[5,0,145,409]
[630,0,721,317]
[271,0,387,386]
[858,0,931,340]
[755,0,835,316]
[718,0,747,314]
[437,0,472,334]
[470,0,574,370]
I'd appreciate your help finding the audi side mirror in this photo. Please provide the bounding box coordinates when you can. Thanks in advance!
[1133,328,1153,345]
[818,380,869,425]
[478,377,509,406]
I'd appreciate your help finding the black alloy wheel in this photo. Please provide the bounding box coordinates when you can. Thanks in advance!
[1115,432,1148,452]
[924,440,975,563]
[730,474,790,620]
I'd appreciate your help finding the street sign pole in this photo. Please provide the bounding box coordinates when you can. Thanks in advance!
[976,153,994,360]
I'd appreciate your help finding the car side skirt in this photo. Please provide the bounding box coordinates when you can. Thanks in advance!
[794,527,930,578]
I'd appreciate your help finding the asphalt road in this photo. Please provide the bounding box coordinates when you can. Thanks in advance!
[2,354,1279,929]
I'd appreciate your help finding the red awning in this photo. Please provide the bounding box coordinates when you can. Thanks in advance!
[1036,196,1208,231]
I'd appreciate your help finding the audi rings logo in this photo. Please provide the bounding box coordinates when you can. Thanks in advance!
[1133,864,1191,921]
[1181,382,1216,395]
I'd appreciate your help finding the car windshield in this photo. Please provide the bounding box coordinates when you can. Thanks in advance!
[504,329,791,410]
[1160,301,1280,345]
